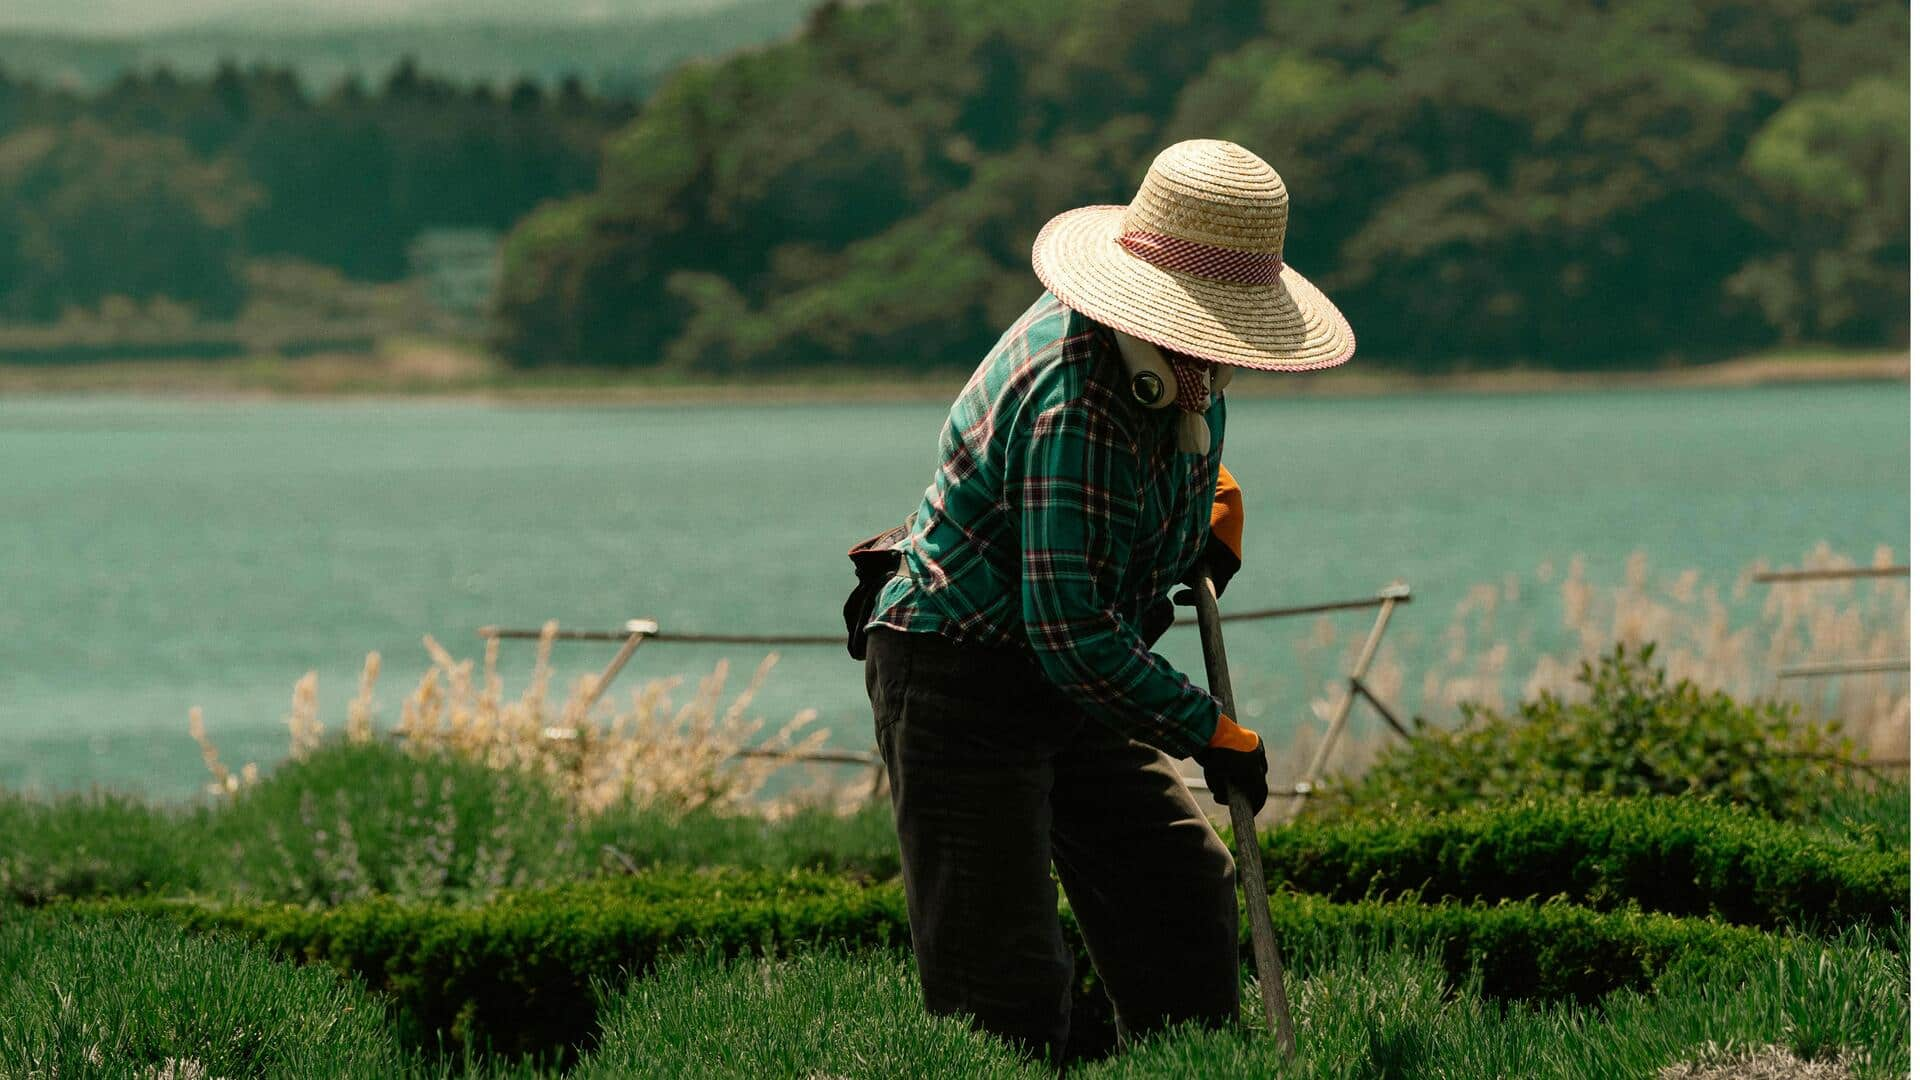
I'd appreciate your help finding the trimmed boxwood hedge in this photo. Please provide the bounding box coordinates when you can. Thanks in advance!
[84,868,907,1060]
[1269,892,1774,1003]
[74,866,1780,1062]
[1259,794,1908,932]
[78,868,902,1053]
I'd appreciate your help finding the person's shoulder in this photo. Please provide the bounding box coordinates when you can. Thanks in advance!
[987,291,1123,419]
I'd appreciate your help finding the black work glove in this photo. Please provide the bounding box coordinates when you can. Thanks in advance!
[1139,594,1176,648]
[1192,723,1269,816]
[1202,534,1241,597]
[1174,537,1243,608]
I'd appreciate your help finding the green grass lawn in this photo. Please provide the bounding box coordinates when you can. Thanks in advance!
[3,915,1903,1079]
[0,915,404,1077]
[0,731,1906,1077]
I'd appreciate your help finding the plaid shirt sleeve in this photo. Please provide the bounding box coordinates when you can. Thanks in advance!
[1014,395,1223,758]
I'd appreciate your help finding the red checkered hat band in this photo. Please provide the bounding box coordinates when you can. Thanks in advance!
[1116,230,1283,285]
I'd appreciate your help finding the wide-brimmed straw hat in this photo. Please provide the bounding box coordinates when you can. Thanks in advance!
[1031,139,1355,371]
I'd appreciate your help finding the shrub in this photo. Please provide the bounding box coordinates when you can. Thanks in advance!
[1261,794,1907,932]
[202,740,583,905]
[577,948,1039,1079]
[1267,893,1773,1004]
[1079,921,1907,1080]
[0,744,900,909]
[0,789,204,905]
[0,913,402,1077]
[81,869,911,1060]
[75,870,1778,1061]
[1329,644,1862,821]
[580,798,899,881]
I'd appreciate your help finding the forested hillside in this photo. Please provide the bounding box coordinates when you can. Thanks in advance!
[0,0,819,96]
[0,62,630,319]
[494,0,1909,372]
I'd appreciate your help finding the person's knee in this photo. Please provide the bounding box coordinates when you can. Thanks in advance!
[922,971,1071,1068]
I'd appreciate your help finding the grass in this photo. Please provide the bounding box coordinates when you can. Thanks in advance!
[2,916,1901,1079]
[1081,922,1908,1079]
[0,620,1904,1076]
[577,948,1036,1079]
[0,913,404,1078]
[576,922,1907,1079]
[1808,776,1911,851]
[2,770,1906,1076]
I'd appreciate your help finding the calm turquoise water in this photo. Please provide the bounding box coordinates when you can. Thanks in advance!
[1,383,1907,797]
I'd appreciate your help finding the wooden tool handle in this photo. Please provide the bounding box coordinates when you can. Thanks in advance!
[1186,566,1297,1064]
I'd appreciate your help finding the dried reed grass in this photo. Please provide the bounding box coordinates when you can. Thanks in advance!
[192,621,856,816]
[190,545,1903,816]
[1271,543,1909,792]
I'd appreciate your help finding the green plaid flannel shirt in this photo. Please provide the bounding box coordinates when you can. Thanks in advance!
[867,290,1226,757]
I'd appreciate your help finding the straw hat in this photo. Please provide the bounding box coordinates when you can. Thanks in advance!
[1031,139,1355,371]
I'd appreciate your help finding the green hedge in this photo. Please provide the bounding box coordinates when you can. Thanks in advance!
[1269,893,1774,1004]
[75,867,1781,1062]
[84,869,909,1060]
[1260,795,1908,933]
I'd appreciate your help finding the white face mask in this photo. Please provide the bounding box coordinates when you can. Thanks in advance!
[1111,329,1179,407]
[1109,328,1230,453]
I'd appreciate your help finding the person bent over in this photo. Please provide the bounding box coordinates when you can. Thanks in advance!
[855,139,1356,1066]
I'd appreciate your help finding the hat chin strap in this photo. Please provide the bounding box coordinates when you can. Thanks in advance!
[1110,328,1221,455]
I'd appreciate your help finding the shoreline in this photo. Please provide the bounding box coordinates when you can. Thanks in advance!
[0,346,1905,405]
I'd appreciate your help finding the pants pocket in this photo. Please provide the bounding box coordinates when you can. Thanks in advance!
[865,627,912,742]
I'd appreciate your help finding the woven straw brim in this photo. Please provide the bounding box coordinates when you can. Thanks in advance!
[1031,205,1355,371]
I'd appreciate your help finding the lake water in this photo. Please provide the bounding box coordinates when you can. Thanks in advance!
[1,382,1907,798]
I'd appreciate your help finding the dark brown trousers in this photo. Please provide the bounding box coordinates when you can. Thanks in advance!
[864,626,1240,1066]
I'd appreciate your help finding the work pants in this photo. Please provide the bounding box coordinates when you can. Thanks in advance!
[863,626,1241,1067]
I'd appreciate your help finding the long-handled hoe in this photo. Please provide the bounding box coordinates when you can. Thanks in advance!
[1183,565,1297,1067]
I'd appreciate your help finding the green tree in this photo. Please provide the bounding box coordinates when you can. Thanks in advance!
[1729,77,1908,343]
[0,120,259,319]
[0,57,631,288]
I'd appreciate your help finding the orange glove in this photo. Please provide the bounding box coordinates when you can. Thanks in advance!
[1208,714,1260,751]
[1210,465,1244,561]
[1201,464,1244,595]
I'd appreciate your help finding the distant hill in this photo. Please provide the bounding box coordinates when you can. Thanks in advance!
[490,0,1908,373]
[0,0,820,94]
[0,0,788,35]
